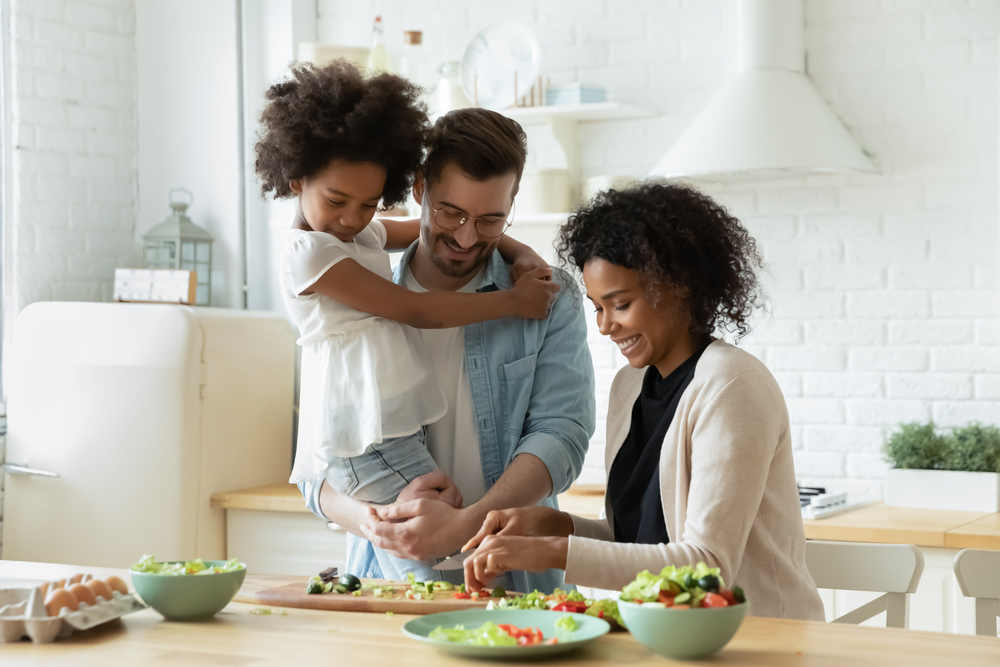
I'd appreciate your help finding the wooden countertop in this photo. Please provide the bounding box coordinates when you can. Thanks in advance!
[801,503,996,548]
[946,513,1000,551]
[3,560,999,666]
[212,485,1000,550]
[211,483,607,520]
[210,483,311,513]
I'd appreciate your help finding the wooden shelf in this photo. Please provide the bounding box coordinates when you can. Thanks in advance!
[501,101,657,125]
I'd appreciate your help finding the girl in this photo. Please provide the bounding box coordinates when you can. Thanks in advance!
[254,60,557,581]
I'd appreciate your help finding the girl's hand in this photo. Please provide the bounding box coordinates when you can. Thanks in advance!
[508,248,550,284]
[397,470,464,509]
[512,268,560,319]
[461,506,571,552]
[463,536,568,593]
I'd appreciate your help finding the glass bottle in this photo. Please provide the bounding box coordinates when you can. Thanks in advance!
[366,15,390,74]
[434,61,473,119]
[399,31,428,87]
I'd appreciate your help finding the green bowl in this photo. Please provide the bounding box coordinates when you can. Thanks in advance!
[130,561,247,621]
[617,597,748,660]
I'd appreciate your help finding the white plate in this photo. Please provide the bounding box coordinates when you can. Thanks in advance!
[461,21,541,111]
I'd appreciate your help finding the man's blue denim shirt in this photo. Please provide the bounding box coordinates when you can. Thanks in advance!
[300,242,596,594]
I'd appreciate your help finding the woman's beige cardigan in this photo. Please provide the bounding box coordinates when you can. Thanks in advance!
[565,339,825,621]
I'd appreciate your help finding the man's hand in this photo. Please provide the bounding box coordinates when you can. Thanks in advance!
[360,499,478,562]
[463,535,568,592]
[396,470,463,509]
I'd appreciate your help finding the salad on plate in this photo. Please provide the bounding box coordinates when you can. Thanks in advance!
[485,588,623,627]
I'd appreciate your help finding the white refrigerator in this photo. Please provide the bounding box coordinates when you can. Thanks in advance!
[2,302,297,568]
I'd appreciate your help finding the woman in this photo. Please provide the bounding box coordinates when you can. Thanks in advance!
[461,182,824,620]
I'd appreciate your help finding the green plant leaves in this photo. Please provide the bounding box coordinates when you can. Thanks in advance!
[883,421,1000,473]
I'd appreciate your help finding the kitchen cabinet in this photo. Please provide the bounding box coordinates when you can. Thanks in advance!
[211,484,344,577]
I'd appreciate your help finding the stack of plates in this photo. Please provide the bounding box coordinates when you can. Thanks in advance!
[545,83,606,106]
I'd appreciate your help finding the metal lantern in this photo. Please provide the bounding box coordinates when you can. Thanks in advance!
[143,188,214,306]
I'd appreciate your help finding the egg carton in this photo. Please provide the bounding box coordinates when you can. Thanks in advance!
[0,576,146,644]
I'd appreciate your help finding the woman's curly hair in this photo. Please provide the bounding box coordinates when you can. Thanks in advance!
[556,181,765,340]
[254,59,428,207]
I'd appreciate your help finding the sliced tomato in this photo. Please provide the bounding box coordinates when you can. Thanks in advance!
[552,600,588,613]
[702,592,729,608]
[719,589,736,605]
[543,638,559,645]
[657,590,676,604]
[453,591,471,600]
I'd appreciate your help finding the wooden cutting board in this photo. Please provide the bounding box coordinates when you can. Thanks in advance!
[233,574,509,615]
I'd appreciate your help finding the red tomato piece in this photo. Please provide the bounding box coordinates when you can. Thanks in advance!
[552,600,588,613]
[702,593,729,608]
[719,589,736,605]
[543,638,559,645]
[657,590,676,604]
[453,592,471,600]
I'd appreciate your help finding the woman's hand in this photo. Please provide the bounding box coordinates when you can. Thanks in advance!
[396,470,463,509]
[462,506,573,552]
[463,535,568,592]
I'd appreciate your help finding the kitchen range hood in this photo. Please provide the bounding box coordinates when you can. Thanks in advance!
[650,0,878,181]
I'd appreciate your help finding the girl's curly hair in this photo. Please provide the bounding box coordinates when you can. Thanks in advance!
[556,181,765,340]
[254,59,428,207]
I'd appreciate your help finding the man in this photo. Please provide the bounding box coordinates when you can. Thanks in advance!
[299,108,595,594]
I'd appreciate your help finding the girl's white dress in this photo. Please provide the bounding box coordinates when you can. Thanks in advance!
[280,221,447,484]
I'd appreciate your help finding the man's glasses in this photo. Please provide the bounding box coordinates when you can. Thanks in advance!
[429,199,514,239]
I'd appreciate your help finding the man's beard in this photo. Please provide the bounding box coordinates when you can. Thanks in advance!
[425,229,495,279]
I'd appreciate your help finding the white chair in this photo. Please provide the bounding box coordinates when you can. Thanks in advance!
[953,549,1000,636]
[805,540,924,628]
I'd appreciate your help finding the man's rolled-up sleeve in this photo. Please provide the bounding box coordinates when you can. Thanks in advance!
[298,479,328,520]
[513,272,596,496]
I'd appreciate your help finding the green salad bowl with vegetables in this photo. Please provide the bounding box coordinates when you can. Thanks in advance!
[130,555,246,621]
[403,609,610,658]
[618,563,748,660]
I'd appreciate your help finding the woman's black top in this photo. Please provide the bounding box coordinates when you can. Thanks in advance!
[607,348,705,545]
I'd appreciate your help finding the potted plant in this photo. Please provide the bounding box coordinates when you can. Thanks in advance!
[883,421,1000,512]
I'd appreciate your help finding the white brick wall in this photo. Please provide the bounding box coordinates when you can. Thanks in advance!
[317,0,999,497]
[0,0,137,554]
[7,0,137,314]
